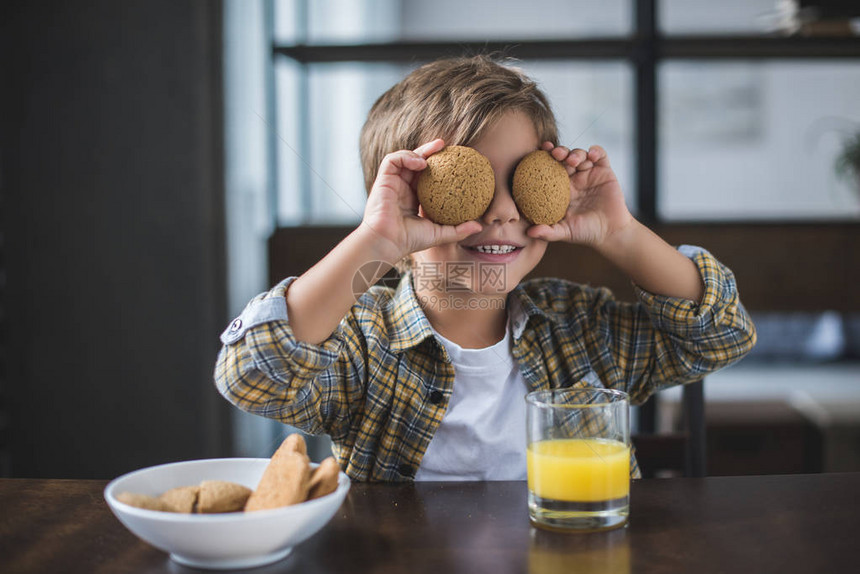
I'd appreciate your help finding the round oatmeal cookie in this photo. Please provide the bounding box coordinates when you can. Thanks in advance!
[417,145,495,225]
[512,150,570,225]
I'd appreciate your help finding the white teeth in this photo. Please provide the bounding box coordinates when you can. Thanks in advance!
[473,244,516,254]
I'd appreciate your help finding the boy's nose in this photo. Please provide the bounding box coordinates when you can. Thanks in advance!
[480,184,520,226]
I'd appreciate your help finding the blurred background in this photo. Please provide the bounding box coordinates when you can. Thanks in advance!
[1,0,859,479]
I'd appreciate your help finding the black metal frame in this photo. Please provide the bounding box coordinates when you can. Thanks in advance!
[271,34,860,63]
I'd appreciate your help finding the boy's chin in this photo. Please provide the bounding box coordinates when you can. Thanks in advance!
[466,279,518,297]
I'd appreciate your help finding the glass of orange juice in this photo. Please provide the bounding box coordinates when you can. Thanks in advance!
[526,388,630,532]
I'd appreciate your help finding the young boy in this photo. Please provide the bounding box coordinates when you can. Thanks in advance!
[215,56,756,482]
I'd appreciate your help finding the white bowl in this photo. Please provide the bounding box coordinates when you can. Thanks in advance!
[104,458,350,570]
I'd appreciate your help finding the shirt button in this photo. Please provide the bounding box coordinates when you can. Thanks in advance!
[428,390,444,404]
[399,463,414,477]
[229,318,243,332]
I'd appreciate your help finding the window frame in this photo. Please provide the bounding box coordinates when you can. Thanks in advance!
[269,0,860,225]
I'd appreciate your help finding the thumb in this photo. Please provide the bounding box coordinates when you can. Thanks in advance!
[430,221,481,247]
[527,223,569,243]
[454,221,482,240]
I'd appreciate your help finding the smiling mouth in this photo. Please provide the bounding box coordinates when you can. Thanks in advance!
[465,244,521,254]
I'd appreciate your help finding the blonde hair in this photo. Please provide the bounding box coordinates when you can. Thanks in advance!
[360,55,559,194]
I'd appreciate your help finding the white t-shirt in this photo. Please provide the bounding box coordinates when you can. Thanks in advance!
[414,323,530,481]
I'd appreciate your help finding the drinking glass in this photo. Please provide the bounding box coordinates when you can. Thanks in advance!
[526,388,630,531]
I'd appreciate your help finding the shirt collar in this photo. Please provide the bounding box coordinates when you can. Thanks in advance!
[388,272,436,353]
[388,273,549,351]
[509,281,550,340]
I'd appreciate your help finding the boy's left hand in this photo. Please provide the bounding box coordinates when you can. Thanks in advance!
[526,142,633,247]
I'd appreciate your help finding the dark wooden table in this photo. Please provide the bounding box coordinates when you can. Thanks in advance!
[1,473,858,573]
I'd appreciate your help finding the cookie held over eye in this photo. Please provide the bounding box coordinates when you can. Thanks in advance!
[512,150,570,225]
[417,145,495,225]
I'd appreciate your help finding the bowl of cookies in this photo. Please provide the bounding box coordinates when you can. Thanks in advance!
[104,435,349,570]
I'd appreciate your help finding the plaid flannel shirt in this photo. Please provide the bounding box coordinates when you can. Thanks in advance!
[215,245,756,482]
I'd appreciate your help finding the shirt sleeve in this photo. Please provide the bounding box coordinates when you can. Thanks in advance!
[589,245,757,405]
[213,277,363,440]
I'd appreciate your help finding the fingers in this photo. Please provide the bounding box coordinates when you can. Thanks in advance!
[575,145,610,171]
[377,139,446,180]
[377,149,427,179]
[414,138,445,158]
[546,143,571,162]
[541,143,576,177]
[569,148,591,171]
[541,142,608,175]
[585,144,609,167]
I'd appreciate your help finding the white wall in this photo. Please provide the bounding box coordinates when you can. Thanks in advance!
[224,0,280,456]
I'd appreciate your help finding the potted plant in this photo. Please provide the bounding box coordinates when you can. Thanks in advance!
[836,131,860,192]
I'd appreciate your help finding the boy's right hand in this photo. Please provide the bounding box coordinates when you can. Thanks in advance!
[360,139,482,262]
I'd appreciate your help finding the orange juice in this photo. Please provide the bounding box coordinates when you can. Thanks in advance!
[530,527,630,574]
[527,438,630,502]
